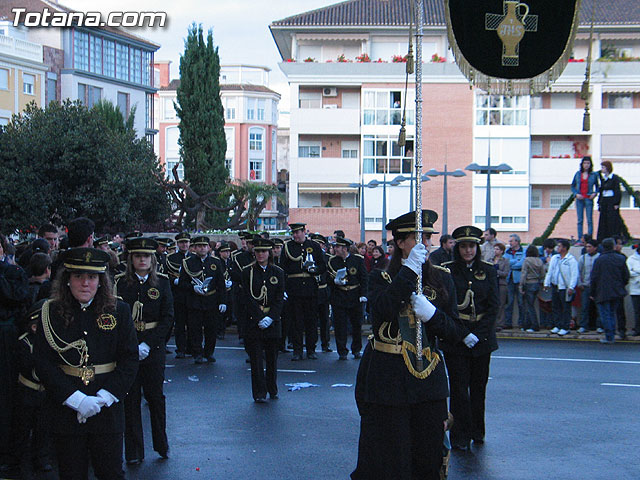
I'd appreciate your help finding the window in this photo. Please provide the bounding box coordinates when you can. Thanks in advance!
[249,129,263,151]
[363,135,413,174]
[298,145,320,158]
[46,73,57,103]
[0,117,9,127]
[530,95,543,109]
[363,90,414,126]
[247,98,256,120]
[476,94,528,125]
[549,189,572,209]
[530,140,543,157]
[299,91,321,109]
[474,216,500,224]
[165,159,184,181]
[143,51,152,86]
[249,127,265,181]
[342,140,358,158]
[272,100,278,124]
[607,93,633,109]
[73,31,89,71]
[0,69,8,90]
[257,99,265,121]
[117,92,130,118]
[549,141,573,158]
[620,190,640,209]
[249,160,263,181]
[550,94,575,109]
[78,83,102,107]
[224,97,236,120]
[130,48,142,85]
[89,36,102,74]
[23,73,35,95]
[271,130,277,183]
[103,40,115,77]
[116,43,129,81]
[145,93,153,130]
[530,188,542,209]
[224,127,234,175]
[164,97,176,120]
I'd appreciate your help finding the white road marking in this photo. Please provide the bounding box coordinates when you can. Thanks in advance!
[601,383,640,388]
[493,355,640,365]
[244,369,316,373]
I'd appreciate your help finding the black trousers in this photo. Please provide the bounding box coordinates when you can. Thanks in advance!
[289,296,318,355]
[124,351,168,461]
[245,336,279,400]
[333,304,363,356]
[317,300,331,349]
[187,308,219,357]
[54,431,124,480]
[13,388,51,470]
[351,399,447,480]
[444,352,491,446]
[173,300,188,353]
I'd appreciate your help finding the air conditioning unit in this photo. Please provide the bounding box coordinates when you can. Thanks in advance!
[322,87,338,97]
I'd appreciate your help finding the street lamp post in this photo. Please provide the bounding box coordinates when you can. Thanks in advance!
[348,181,367,244]
[366,174,404,249]
[425,164,466,234]
[392,173,430,212]
[465,161,512,230]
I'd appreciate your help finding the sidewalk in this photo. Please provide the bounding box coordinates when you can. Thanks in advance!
[496,327,640,343]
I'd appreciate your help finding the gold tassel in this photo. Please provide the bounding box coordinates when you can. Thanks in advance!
[583,108,591,132]
[406,46,414,75]
[132,300,143,323]
[398,124,406,147]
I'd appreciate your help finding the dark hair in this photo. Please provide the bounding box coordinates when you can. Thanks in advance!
[372,245,385,257]
[260,232,270,239]
[526,245,539,257]
[453,240,482,265]
[612,235,624,245]
[586,239,598,248]
[228,241,238,251]
[367,239,377,246]
[485,228,497,237]
[29,253,51,277]
[50,269,116,327]
[580,156,593,173]
[125,252,159,287]
[494,242,506,253]
[543,238,557,250]
[439,234,453,247]
[601,238,615,252]
[387,231,448,303]
[557,239,571,250]
[600,160,613,173]
[67,217,95,248]
[38,223,58,237]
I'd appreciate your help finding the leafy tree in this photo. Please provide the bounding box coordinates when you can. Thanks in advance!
[0,100,170,233]
[176,24,228,228]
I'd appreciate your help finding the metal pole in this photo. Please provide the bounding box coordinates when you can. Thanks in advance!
[414,0,424,370]
[443,164,448,235]
[360,183,365,243]
[410,172,414,211]
[382,174,387,249]
[485,135,492,230]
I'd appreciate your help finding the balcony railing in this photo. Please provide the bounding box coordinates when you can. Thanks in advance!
[0,35,43,63]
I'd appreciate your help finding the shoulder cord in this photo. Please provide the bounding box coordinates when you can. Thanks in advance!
[284,241,303,263]
[41,300,88,368]
[182,257,204,278]
[249,266,268,304]
[457,281,476,318]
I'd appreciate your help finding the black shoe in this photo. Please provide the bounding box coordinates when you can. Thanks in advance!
[126,458,143,465]
[165,348,172,354]
[269,393,279,400]
[291,354,303,361]
[353,352,362,359]
[37,463,53,473]
[452,443,470,451]
[157,450,169,459]
[245,357,251,363]
[472,437,485,444]
[175,352,185,359]
[254,397,267,403]
[322,346,333,352]
[307,352,318,360]
[206,356,216,363]
[338,354,348,361]
[194,355,205,364]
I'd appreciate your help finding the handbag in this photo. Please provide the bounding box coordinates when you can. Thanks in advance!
[558,260,575,302]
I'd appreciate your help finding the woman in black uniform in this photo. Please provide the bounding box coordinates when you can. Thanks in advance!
[241,238,285,403]
[33,247,138,480]
[352,210,471,480]
[114,237,173,464]
[439,226,499,451]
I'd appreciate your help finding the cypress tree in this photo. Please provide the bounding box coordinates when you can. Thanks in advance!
[176,24,228,228]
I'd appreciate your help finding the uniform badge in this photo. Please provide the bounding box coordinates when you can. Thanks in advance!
[147,288,160,300]
[97,313,117,331]
[423,285,437,301]
[474,270,487,281]
[306,247,314,254]
[269,276,278,284]
[381,271,392,284]
[210,263,217,271]
[349,267,357,275]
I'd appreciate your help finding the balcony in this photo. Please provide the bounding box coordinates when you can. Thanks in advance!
[529,157,580,185]
[0,35,43,63]
[291,107,360,135]
[530,109,588,135]
[294,156,360,184]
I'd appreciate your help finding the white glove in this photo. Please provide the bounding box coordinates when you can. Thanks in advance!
[219,304,227,313]
[138,342,150,361]
[334,267,347,285]
[225,279,232,289]
[405,244,427,275]
[96,389,118,407]
[193,285,205,295]
[173,278,179,286]
[463,333,479,348]
[411,293,436,322]
[359,296,367,303]
[77,396,104,419]
[258,316,274,329]
[283,292,288,300]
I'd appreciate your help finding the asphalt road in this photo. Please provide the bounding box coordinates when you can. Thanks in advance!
[20,336,640,479]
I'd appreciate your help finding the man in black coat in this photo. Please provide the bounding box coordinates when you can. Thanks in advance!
[166,232,191,358]
[591,237,630,343]
[429,234,455,266]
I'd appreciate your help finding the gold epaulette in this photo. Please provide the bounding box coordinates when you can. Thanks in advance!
[18,332,29,341]
[432,264,451,274]
[441,260,454,267]
[157,272,169,279]
[354,253,364,259]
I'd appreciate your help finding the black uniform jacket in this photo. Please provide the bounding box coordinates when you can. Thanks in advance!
[355,265,467,406]
[316,252,330,304]
[241,263,285,339]
[327,253,368,308]
[279,239,326,297]
[33,299,138,434]
[166,251,191,304]
[178,254,225,310]
[17,331,46,407]
[114,273,174,354]
[439,259,499,357]
[155,252,167,274]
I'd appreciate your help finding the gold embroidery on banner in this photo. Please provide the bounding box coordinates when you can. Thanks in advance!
[97,314,117,331]
[147,288,160,300]
[486,1,539,66]
[401,342,441,379]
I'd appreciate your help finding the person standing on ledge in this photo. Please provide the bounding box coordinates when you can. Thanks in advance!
[571,156,599,243]
[597,161,623,242]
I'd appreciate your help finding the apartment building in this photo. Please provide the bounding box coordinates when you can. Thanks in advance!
[0,0,159,141]
[270,0,640,242]
[155,63,285,230]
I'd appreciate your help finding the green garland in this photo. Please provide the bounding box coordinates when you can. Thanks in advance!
[532,175,639,245]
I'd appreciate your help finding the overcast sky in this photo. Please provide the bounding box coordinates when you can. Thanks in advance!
[63,0,335,111]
